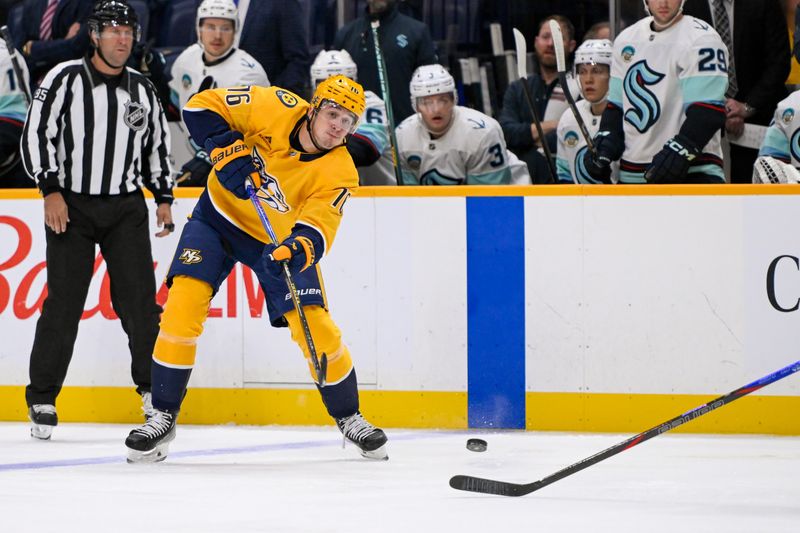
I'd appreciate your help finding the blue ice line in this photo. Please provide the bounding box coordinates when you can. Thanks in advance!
[0,431,450,472]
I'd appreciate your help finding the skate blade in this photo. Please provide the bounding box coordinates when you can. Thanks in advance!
[30,424,53,440]
[126,443,171,464]
[359,444,388,461]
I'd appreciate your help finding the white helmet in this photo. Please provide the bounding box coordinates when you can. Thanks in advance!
[574,39,613,68]
[409,64,457,111]
[310,50,358,87]
[196,0,238,47]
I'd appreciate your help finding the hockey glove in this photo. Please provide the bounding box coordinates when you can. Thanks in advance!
[581,132,621,184]
[262,234,316,278]
[206,131,258,200]
[645,135,700,184]
[177,151,212,187]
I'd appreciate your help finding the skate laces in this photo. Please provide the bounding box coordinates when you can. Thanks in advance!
[141,392,157,419]
[132,411,173,438]
[32,404,56,415]
[338,412,377,443]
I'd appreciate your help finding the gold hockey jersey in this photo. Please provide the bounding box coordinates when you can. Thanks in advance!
[184,85,359,256]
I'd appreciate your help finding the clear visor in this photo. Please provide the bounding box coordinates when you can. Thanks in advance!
[316,100,359,133]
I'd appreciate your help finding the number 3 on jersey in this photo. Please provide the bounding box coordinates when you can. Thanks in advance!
[698,48,727,73]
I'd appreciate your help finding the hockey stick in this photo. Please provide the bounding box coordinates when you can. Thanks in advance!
[0,25,31,105]
[245,179,328,387]
[549,20,596,158]
[512,27,557,183]
[450,359,800,497]
[370,19,404,186]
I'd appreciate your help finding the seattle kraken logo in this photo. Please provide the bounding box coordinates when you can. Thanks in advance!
[574,145,601,184]
[251,146,290,213]
[623,60,665,133]
[790,129,800,163]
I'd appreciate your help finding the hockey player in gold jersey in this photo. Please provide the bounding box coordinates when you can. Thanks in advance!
[125,76,389,462]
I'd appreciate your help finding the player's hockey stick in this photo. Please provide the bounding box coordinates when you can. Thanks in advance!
[549,20,597,158]
[450,359,800,497]
[245,179,328,387]
[370,19,405,186]
[512,27,557,183]
[0,25,31,105]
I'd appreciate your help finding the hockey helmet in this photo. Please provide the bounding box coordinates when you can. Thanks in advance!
[310,50,358,87]
[88,0,141,41]
[196,0,239,45]
[310,74,365,133]
[409,64,457,111]
[574,39,613,68]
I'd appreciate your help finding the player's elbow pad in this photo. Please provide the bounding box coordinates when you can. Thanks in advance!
[679,103,726,150]
[346,134,381,167]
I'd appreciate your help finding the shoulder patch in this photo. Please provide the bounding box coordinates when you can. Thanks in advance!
[275,89,298,108]
[783,109,795,124]
[621,45,635,63]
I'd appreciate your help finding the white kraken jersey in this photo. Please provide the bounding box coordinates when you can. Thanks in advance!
[353,90,396,185]
[759,90,800,168]
[556,99,618,184]
[396,105,530,185]
[0,42,30,123]
[609,15,727,183]
[169,44,269,112]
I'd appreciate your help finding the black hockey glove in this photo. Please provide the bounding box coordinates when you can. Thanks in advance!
[645,135,700,184]
[262,234,316,278]
[582,132,621,184]
[206,131,257,200]
[177,151,212,187]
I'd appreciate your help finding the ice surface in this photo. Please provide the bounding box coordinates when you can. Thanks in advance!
[1,423,798,532]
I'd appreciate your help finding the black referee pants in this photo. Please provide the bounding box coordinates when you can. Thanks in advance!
[26,191,162,407]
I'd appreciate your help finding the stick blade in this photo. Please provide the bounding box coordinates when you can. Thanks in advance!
[512,28,527,79]
[449,475,531,497]
[549,19,566,73]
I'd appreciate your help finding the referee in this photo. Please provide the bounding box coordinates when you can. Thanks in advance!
[21,0,174,440]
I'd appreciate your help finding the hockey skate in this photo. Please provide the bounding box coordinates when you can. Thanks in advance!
[125,410,176,463]
[336,411,388,460]
[29,404,57,440]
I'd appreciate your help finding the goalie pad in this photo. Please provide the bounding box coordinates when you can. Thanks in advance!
[753,156,800,184]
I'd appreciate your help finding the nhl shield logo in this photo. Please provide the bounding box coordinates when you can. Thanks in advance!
[124,101,147,131]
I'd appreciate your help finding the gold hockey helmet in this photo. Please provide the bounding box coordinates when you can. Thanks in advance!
[310,75,366,132]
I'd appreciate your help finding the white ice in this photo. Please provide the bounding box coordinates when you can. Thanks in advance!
[1,423,798,532]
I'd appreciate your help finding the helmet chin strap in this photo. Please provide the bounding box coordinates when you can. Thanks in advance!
[92,34,125,70]
[305,110,346,152]
[648,3,684,31]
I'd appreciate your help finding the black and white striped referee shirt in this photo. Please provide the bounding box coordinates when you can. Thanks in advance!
[21,56,174,203]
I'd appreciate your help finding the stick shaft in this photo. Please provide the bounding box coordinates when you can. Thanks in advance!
[370,20,404,186]
[451,359,800,496]
[246,181,326,386]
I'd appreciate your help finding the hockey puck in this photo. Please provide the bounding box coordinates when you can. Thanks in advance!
[466,438,487,452]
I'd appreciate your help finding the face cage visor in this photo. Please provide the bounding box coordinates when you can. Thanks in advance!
[314,99,360,134]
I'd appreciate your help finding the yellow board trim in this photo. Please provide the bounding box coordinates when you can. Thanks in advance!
[1,386,797,434]
[3,184,800,203]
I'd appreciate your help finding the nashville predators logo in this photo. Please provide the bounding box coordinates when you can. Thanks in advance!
[251,146,290,213]
[179,248,203,265]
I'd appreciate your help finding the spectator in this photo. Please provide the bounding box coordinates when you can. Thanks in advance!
[683,0,790,183]
[396,64,530,185]
[170,0,269,187]
[197,0,310,97]
[584,21,612,40]
[499,15,576,183]
[14,0,93,85]
[310,49,395,185]
[333,0,437,124]
[21,0,174,440]
[125,77,388,463]
[0,36,32,187]
[583,0,727,184]
[556,39,615,184]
